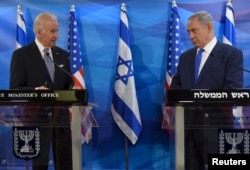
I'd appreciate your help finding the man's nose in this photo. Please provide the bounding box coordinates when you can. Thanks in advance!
[189,33,194,39]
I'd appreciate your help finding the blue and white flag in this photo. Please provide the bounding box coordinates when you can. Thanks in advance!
[223,0,236,46]
[16,5,27,49]
[223,0,243,128]
[111,3,142,145]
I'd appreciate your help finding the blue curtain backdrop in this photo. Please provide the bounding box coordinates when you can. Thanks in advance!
[1,0,250,169]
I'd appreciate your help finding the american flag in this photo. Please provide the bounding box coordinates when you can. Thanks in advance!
[222,0,243,128]
[162,1,182,132]
[68,5,92,144]
[68,5,86,89]
[111,3,142,145]
[16,5,27,49]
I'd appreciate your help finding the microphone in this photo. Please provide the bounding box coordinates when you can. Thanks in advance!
[47,54,75,88]
[49,57,72,77]
[210,52,250,73]
[47,54,88,104]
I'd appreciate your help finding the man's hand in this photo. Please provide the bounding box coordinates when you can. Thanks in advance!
[35,86,50,90]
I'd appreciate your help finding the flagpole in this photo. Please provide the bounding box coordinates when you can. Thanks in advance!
[125,138,128,170]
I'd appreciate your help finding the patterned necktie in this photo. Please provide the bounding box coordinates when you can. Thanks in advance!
[44,48,54,82]
[194,48,204,84]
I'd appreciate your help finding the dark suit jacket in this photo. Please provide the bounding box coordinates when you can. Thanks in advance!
[171,41,243,89]
[170,41,244,169]
[170,41,243,127]
[9,42,73,169]
[10,41,73,90]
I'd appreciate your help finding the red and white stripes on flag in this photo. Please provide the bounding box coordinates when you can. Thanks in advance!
[162,1,182,132]
[68,5,92,144]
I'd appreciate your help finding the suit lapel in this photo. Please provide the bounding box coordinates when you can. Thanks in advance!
[51,47,65,84]
[31,43,50,76]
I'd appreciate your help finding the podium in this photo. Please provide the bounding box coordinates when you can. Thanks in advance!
[164,89,250,170]
[0,90,88,170]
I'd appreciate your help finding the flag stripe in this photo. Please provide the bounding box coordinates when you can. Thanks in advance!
[120,20,130,47]
[111,106,139,145]
[112,92,142,137]
[16,28,27,47]
[73,68,85,88]
[225,5,235,24]
[223,15,236,45]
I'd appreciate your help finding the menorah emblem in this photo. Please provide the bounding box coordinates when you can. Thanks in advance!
[13,126,40,159]
[19,130,34,153]
[225,132,243,154]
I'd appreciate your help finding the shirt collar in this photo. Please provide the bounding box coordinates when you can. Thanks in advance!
[202,37,217,54]
[35,39,52,57]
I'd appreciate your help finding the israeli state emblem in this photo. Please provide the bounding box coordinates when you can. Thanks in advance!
[12,126,40,159]
[218,129,250,154]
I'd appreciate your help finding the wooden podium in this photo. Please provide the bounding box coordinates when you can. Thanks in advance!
[0,90,88,170]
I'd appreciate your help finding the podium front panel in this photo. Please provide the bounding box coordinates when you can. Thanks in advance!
[165,89,250,170]
[0,90,87,170]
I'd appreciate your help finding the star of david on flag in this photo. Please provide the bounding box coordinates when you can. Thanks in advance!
[116,58,133,85]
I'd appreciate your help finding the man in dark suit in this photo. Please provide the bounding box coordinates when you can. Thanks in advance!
[10,13,73,170]
[170,11,243,170]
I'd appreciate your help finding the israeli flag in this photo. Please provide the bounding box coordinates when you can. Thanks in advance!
[16,5,27,49]
[111,3,142,145]
[223,0,236,46]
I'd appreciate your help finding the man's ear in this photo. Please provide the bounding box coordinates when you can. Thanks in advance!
[37,29,43,37]
[207,23,213,32]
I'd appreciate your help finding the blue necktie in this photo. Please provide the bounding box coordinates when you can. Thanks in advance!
[44,48,54,82]
[194,48,204,84]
